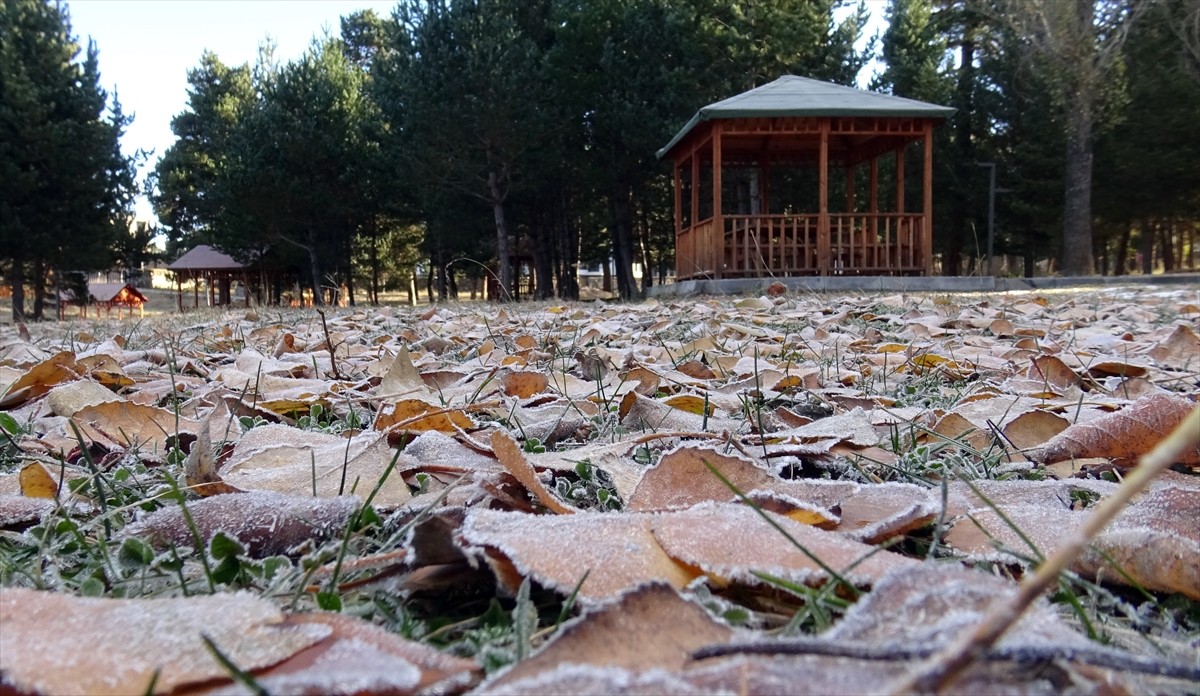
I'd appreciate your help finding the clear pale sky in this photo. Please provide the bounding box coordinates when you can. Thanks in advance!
[64,0,885,222]
[66,0,398,219]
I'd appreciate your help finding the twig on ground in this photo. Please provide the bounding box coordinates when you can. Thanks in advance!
[888,404,1200,694]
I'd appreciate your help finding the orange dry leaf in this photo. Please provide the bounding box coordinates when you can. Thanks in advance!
[0,351,80,408]
[374,398,475,433]
[490,430,577,514]
[944,486,1200,599]
[649,503,919,590]
[1027,393,1200,466]
[72,401,200,457]
[0,588,330,695]
[501,369,550,398]
[479,584,733,693]
[17,462,58,499]
[255,612,479,695]
[461,509,699,600]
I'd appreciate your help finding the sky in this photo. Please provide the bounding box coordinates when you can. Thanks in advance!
[66,0,398,219]
[65,0,887,222]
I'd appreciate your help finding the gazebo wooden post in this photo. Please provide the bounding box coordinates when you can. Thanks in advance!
[896,147,907,269]
[193,274,199,309]
[869,156,880,264]
[673,159,683,279]
[818,118,830,276]
[690,144,700,277]
[712,123,723,279]
[176,276,183,312]
[922,121,934,275]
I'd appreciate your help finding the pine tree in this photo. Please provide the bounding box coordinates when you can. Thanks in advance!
[0,0,136,320]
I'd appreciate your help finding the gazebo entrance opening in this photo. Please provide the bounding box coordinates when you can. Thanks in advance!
[660,77,954,280]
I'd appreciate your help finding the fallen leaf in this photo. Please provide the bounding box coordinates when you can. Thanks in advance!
[461,509,699,600]
[0,588,329,695]
[121,491,359,557]
[649,503,919,590]
[480,584,733,692]
[1027,394,1200,465]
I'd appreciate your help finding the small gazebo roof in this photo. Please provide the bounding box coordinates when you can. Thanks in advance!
[168,245,244,271]
[88,283,147,304]
[658,76,956,159]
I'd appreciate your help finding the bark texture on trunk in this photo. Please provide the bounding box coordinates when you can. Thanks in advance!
[488,170,513,302]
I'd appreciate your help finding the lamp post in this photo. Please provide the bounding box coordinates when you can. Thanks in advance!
[976,163,1012,276]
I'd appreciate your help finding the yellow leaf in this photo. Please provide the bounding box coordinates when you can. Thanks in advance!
[785,508,837,526]
[663,393,715,416]
[877,343,908,353]
[19,463,58,499]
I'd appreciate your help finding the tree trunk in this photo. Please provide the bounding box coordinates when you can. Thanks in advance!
[1114,221,1131,275]
[610,186,637,299]
[306,229,324,306]
[1139,218,1154,274]
[31,257,45,320]
[487,170,513,302]
[1160,222,1175,272]
[1059,0,1096,276]
[946,27,977,277]
[532,221,555,301]
[559,198,579,301]
[10,254,25,323]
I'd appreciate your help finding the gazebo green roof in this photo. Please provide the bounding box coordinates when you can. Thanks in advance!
[657,75,956,159]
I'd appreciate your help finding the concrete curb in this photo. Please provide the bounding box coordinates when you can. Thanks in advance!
[647,274,1200,297]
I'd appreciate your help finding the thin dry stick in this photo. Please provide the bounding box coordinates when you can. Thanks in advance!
[315,308,344,380]
[889,404,1200,695]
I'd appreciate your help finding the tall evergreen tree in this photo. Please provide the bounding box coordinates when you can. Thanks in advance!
[150,52,254,257]
[0,0,137,320]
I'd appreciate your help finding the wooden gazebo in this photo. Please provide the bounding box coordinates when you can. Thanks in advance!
[167,245,249,309]
[658,76,955,279]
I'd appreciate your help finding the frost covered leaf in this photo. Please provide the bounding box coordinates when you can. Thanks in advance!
[944,486,1200,599]
[374,398,475,434]
[184,410,239,496]
[490,429,577,514]
[481,584,734,692]
[834,482,938,543]
[0,588,330,695]
[378,345,427,398]
[1148,323,1200,368]
[627,445,836,525]
[71,401,199,456]
[1075,486,1200,599]
[43,379,122,417]
[618,391,740,432]
[461,509,699,600]
[231,611,479,695]
[1027,394,1200,465]
[649,503,919,590]
[501,369,549,398]
[0,351,80,408]
[0,495,53,529]
[823,564,1095,651]
[217,425,410,506]
[120,492,359,557]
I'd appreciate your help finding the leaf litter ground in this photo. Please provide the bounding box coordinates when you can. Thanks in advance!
[0,287,1198,694]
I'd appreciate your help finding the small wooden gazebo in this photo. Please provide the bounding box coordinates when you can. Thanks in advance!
[168,245,249,309]
[658,76,955,279]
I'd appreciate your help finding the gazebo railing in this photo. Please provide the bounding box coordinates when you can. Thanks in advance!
[828,213,924,275]
[676,213,925,279]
